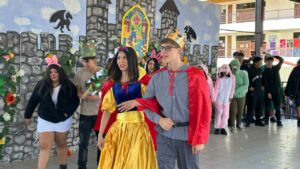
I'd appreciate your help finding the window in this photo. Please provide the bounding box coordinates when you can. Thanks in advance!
[236,35,255,41]
[236,1,265,10]
[293,32,300,38]
[237,3,255,9]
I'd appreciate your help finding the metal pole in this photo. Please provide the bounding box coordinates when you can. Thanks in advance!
[255,0,264,57]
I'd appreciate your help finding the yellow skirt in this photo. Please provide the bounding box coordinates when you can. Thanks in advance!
[98,111,158,169]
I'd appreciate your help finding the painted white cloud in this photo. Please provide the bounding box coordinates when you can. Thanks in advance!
[191,6,200,13]
[14,17,31,26]
[109,7,116,15]
[31,28,42,34]
[41,7,56,20]
[70,25,80,37]
[63,0,81,14]
[0,0,8,7]
[184,20,191,26]
[206,19,213,27]
[204,34,211,41]
[180,0,190,5]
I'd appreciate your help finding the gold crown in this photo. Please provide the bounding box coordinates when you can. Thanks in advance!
[165,29,186,48]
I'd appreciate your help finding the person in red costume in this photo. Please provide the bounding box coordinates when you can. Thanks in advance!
[118,29,212,169]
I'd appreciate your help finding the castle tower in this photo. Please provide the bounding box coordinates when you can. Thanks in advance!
[115,0,156,39]
[159,0,180,38]
[86,0,111,65]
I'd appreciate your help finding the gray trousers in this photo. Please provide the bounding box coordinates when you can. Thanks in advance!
[157,134,200,169]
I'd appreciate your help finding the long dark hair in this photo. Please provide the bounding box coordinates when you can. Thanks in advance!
[146,58,160,74]
[37,64,73,97]
[108,46,139,83]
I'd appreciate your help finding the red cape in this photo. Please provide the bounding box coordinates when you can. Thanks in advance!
[93,75,157,148]
[136,66,212,145]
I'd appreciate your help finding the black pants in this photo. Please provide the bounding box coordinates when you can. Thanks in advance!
[265,92,282,122]
[247,90,264,123]
[77,115,100,168]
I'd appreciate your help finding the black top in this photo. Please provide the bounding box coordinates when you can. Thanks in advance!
[262,56,284,94]
[24,81,80,123]
[248,65,263,90]
[285,65,300,98]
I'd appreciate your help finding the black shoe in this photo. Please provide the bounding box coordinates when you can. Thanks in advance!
[298,119,300,127]
[245,122,251,127]
[270,117,277,123]
[220,128,228,135]
[277,121,283,127]
[215,129,220,134]
[264,119,269,125]
[59,165,67,169]
[255,121,265,126]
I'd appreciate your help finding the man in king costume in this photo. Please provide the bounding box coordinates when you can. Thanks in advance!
[119,29,212,169]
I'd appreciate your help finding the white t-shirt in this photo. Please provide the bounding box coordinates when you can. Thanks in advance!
[52,85,61,106]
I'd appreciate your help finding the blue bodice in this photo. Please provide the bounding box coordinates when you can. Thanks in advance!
[112,82,142,112]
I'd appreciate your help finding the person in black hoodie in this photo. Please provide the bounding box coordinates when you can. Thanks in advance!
[285,59,300,127]
[24,55,79,169]
[262,54,284,127]
[246,56,265,127]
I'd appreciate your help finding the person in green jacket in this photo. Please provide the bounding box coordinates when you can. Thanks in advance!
[229,59,249,133]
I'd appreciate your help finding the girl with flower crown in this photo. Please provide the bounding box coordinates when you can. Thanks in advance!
[97,46,157,169]
[24,54,79,169]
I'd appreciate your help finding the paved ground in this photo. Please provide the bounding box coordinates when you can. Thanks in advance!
[0,119,299,169]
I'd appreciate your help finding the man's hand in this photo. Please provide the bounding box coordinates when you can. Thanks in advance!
[158,118,174,131]
[118,100,139,112]
[98,134,105,150]
[192,144,205,154]
[268,93,272,99]
[25,118,32,125]
[249,87,254,91]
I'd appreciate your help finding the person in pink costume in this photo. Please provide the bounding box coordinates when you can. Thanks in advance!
[212,64,235,135]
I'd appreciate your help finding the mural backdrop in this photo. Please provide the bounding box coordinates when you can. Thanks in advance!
[0,0,220,163]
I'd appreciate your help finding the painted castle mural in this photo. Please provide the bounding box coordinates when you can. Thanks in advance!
[0,0,221,163]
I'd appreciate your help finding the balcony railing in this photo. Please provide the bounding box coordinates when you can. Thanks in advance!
[220,8,300,24]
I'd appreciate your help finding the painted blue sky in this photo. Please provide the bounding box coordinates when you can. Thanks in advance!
[0,0,85,45]
[0,0,220,47]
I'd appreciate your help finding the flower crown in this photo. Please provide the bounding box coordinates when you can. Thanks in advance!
[45,54,61,67]
[118,46,129,53]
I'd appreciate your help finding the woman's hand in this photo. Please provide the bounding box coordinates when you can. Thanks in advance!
[117,100,139,112]
[98,134,105,150]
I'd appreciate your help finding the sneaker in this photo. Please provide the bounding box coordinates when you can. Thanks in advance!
[270,117,277,123]
[230,127,236,133]
[220,128,228,135]
[277,121,283,127]
[255,121,265,127]
[215,129,220,134]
